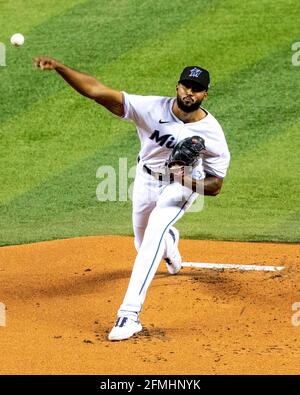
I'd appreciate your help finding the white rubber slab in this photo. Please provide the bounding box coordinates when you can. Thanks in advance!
[182,262,285,272]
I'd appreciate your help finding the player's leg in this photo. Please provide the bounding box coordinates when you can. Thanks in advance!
[164,164,205,274]
[131,165,158,251]
[107,166,160,341]
[108,182,199,340]
[119,182,198,319]
[163,225,182,274]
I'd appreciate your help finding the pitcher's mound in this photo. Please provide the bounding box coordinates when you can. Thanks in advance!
[0,236,299,374]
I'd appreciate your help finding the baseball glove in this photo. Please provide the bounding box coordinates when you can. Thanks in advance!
[166,136,205,170]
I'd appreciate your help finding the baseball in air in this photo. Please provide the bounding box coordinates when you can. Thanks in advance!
[10,33,25,47]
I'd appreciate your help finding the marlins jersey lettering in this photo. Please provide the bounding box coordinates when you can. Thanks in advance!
[121,92,230,178]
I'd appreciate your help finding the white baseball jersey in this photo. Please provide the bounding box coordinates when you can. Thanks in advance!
[121,92,230,178]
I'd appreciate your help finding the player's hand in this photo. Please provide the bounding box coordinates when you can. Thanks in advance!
[33,56,60,70]
[168,164,185,184]
[168,164,185,177]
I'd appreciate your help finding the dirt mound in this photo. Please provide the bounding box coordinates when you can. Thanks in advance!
[0,236,299,374]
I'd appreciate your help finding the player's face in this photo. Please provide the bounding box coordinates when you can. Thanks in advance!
[176,82,208,113]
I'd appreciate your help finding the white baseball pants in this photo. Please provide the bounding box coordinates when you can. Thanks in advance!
[117,162,199,319]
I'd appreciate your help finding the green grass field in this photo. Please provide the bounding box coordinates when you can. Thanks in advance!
[1,0,299,246]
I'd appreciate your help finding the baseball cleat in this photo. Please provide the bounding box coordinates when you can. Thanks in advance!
[164,226,182,275]
[108,317,142,341]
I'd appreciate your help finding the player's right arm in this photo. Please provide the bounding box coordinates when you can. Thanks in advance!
[33,56,124,117]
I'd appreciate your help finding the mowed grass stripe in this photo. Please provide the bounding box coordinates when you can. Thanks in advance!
[0,96,131,204]
[0,0,219,124]
[1,0,299,244]
[1,40,298,205]
[1,1,298,204]
[1,113,299,245]
[107,0,299,93]
[210,42,300,155]
[206,122,299,241]
[0,0,86,37]
[0,0,219,203]
[0,132,139,245]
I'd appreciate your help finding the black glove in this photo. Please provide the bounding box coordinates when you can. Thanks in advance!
[166,136,205,170]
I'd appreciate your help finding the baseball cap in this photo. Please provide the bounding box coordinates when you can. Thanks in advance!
[179,66,210,91]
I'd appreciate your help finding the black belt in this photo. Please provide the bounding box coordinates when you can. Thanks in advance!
[143,164,164,181]
[137,156,173,182]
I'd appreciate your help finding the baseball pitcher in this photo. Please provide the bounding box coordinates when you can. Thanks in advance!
[34,57,230,341]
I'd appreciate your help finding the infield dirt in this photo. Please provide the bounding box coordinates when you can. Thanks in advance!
[0,236,299,374]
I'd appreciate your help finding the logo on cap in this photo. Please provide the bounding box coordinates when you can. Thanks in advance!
[189,67,202,78]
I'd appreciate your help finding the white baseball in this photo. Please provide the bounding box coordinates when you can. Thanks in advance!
[10,33,25,47]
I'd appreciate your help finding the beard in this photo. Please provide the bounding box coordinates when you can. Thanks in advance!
[176,95,203,113]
